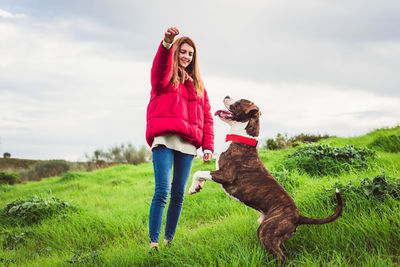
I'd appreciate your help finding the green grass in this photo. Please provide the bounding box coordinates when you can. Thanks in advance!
[320,126,400,148]
[1,127,400,266]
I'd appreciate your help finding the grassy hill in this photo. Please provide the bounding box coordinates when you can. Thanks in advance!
[1,127,400,266]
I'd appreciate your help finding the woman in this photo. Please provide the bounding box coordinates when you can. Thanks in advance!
[146,27,214,251]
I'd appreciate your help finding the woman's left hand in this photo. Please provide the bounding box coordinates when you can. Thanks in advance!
[203,152,212,162]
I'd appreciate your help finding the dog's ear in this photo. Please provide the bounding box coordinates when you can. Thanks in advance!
[244,104,259,117]
[245,111,259,137]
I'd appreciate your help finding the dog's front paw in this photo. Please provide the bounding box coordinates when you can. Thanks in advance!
[188,181,204,195]
[188,187,198,195]
[188,183,198,195]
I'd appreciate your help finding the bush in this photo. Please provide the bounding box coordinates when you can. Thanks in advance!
[0,195,77,225]
[282,144,376,176]
[368,134,400,153]
[267,133,290,150]
[265,138,278,150]
[361,174,400,200]
[264,133,332,150]
[327,174,400,202]
[22,160,70,181]
[0,171,21,185]
[3,152,11,158]
[290,133,331,143]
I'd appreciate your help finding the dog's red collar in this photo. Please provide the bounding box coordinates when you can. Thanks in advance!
[226,134,258,147]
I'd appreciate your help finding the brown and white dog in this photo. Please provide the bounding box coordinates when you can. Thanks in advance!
[189,96,343,264]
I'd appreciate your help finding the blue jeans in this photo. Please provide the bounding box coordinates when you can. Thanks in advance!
[149,146,194,243]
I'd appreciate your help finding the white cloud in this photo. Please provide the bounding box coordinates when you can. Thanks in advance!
[0,9,26,19]
[205,76,400,152]
[1,2,399,160]
[0,13,151,160]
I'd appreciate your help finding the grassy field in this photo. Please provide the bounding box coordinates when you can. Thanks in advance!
[1,127,400,266]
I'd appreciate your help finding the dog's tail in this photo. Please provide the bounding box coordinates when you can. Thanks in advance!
[298,188,343,225]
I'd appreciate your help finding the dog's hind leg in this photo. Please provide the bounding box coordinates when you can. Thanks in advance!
[270,240,285,265]
[258,219,286,264]
[260,236,285,264]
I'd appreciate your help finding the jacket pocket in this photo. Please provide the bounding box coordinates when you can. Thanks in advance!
[187,98,197,124]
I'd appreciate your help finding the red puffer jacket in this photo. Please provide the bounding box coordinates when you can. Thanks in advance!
[146,42,214,152]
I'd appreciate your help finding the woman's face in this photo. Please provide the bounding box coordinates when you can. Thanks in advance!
[178,43,194,69]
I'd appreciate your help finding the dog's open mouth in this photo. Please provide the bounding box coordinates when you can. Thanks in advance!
[214,109,233,119]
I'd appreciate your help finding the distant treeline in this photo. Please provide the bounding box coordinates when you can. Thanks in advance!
[85,143,151,165]
[0,143,152,183]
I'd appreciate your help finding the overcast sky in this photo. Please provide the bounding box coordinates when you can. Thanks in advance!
[1,0,399,161]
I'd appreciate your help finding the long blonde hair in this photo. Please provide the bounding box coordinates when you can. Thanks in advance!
[170,36,204,96]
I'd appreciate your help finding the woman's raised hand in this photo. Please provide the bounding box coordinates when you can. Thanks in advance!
[164,27,180,44]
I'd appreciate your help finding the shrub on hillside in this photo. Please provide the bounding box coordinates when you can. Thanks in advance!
[360,174,400,200]
[266,138,279,150]
[368,135,400,153]
[3,152,11,158]
[282,144,376,176]
[0,171,21,185]
[327,174,400,202]
[265,133,331,150]
[265,133,290,150]
[290,133,331,144]
[21,160,70,181]
[0,195,77,225]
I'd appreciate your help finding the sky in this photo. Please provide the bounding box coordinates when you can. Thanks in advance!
[0,0,399,161]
